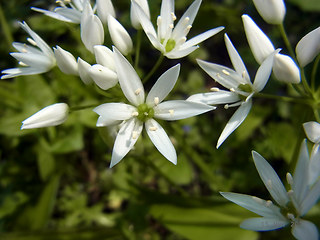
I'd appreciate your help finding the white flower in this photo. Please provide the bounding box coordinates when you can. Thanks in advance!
[77,57,93,85]
[1,22,56,79]
[21,103,69,129]
[252,0,286,24]
[303,121,320,185]
[242,14,301,84]
[32,0,87,24]
[80,1,104,53]
[54,46,78,75]
[130,0,150,29]
[107,15,133,56]
[94,47,215,167]
[190,34,277,148]
[132,0,224,59]
[296,27,320,67]
[221,141,320,240]
[96,0,116,24]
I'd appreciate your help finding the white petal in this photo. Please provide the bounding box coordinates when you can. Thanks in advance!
[158,0,174,41]
[1,67,48,79]
[89,64,118,90]
[252,0,286,24]
[155,100,215,121]
[55,8,82,23]
[309,144,320,186]
[224,34,250,83]
[253,49,279,93]
[240,217,288,231]
[292,220,319,240]
[293,140,310,206]
[54,46,78,75]
[31,7,78,23]
[145,119,177,164]
[94,45,115,71]
[217,100,252,148]
[96,0,116,24]
[187,91,240,105]
[273,53,301,84]
[130,0,150,29]
[93,103,136,126]
[242,15,275,64]
[12,42,42,55]
[220,192,283,218]
[11,52,54,69]
[108,15,133,56]
[296,27,320,67]
[179,27,224,50]
[113,47,145,106]
[21,103,69,129]
[252,151,290,206]
[146,64,180,106]
[300,178,320,215]
[165,46,198,59]
[110,118,143,168]
[77,57,93,85]
[303,121,320,143]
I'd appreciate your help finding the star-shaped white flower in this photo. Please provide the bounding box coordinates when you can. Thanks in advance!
[94,47,215,167]
[132,0,224,59]
[221,140,320,240]
[188,34,278,148]
[1,22,56,79]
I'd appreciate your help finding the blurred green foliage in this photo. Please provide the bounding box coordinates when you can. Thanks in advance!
[0,0,319,239]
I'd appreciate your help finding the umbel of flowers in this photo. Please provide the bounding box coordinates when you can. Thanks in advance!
[1,0,319,239]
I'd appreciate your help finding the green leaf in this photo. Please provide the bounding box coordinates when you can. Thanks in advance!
[36,140,56,181]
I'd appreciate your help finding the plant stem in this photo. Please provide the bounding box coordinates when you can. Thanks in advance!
[143,54,164,83]
[255,92,310,105]
[134,29,142,69]
[0,3,14,50]
[278,24,295,60]
[311,55,320,91]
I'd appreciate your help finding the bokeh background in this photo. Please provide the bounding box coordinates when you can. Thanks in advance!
[0,0,319,239]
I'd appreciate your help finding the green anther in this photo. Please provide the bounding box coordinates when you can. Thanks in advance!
[137,103,155,122]
[165,39,176,52]
[238,83,252,93]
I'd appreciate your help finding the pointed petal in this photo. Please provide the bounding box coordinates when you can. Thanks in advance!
[77,57,93,85]
[187,91,240,105]
[220,192,283,218]
[293,140,310,206]
[96,0,116,24]
[146,119,177,164]
[296,27,320,67]
[54,46,78,75]
[93,103,136,126]
[309,144,320,186]
[224,34,250,83]
[253,49,279,92]
[54,8,82,23]
[217,100,252,148]
[252,151,290,206]
[252,0,286,25]
[300,179,320,216]
[10,52,53,69]
[155,100,215,121]
[303,121,320,143]
[1,67,49,79]
[146,64,180,105]
[89,64,118,90]
[158,0,174,40]
[12,42,42,55]
[110,118,143,167]
[113,47,145,106]
[165,46,198,59]
[240,217,288,231]
[94,45,115,71]
[292,220,319,240]
[31,7,77,23]
[179,27,224,50]
[272,53,301,84]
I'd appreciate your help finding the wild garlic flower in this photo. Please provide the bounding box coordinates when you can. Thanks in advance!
[252,0,286,24]
[94,47,214,167]
[53,46,78,75]
[1,22,56,80]
[242,14,300,84]
[303,121,320,185]
[132,0,224,59]
[221,141,320,240]
[21,103,69,129]
[189,34,278,148]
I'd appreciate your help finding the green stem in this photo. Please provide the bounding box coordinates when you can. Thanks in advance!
[311,55,320,91]
[254,92,310,105]
[134,29,142,69]
[143,54,164,83]
[278,24,295,60]
[0,3,14,50]
[69,104,98,112]
[313,108,320,123]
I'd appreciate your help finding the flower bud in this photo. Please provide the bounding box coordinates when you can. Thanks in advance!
[96,0,116,24]
[242,14,275,64]
[21,103,69,129]
[296,27,320,67]
[252,0,286,24]
[80,1,104,53]
[89,64,118,90]
[77,57,93,85]
[130,0,150,29]
[107,15,133,55]
[303,121,320,143]
[93,45,115,71]
[272,53,301,84]
[54,46,78,75]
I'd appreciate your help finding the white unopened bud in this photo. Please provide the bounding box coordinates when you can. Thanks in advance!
[93,45,115,71]
[296,27,320,67]
[273,54,301,84]
[54,46,78,75]
[21,103,69,129]
[130,0,150,29]
[242,14,275,64]
[96,0,116,24]
[89,64,118,90]
[252,0,286,24]
[77,57,93,85]
[108,15,133,56]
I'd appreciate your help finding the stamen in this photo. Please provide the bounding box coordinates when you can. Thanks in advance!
[224,104,229,109]
[21,47,28,53]
[210,87,220,92]
[176,37,187,46]
[242,71,246,79]
[27,38,37,46]
[183,17,190,24]
[286,172,294,186]
[149,126,157,131]
[132,111,139,117]
[171,12,177,21]
[135,88,142,95]
[154,97,159,105]
[252,196,263,204]
[169,109,174,116]
[169,24,174,29]
[222,69,230,75]
[157,16,162,26]
[132,131,138,139]
[266,200,273,207]
[287,213,295,222]
[19,61,28,67]
[186,25,192,30]
[230,88,235,92]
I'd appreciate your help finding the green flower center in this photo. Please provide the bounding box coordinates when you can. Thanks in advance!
[165,39,176,52]
[238,83,252,93]
[137,103,154,122]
